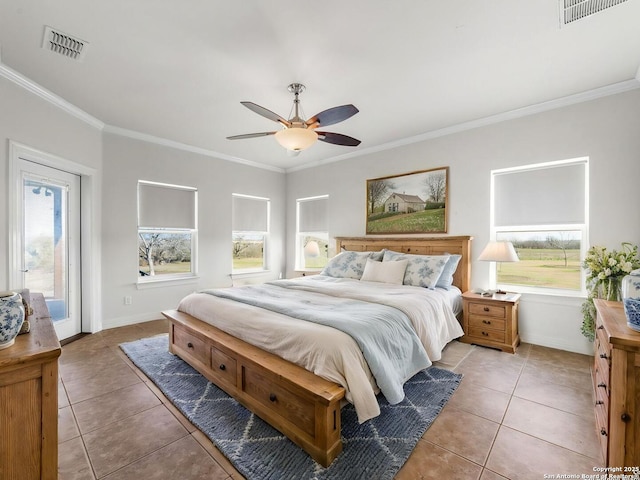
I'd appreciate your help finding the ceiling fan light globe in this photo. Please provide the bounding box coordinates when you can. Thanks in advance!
[275,127,318,151]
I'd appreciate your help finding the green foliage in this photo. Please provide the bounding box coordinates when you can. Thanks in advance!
[424,202,445,210]
[366,209,445,233]
[581,294,596,342]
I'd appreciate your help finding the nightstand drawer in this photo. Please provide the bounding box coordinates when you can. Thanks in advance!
[467,326,506,343]
[469,315,506,331]
[468,302,506,319]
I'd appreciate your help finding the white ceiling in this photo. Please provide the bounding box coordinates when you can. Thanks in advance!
[1,0,639,171]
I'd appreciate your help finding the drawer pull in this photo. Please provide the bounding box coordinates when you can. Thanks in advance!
[597,382,607,389]
[219,364,226,371]
[599,353,608,359]
[596,400,604,405]
[600,428,608,437]
[269,393,277,402]
[597,325,604,330]
[482,320,491,325]
[483,307,490,312]
[621,413,631,423]
[481,331,489,336]
[187,342,194,349]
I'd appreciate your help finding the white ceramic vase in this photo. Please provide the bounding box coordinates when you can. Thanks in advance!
[0,291,25,350]
[622,270,640,332]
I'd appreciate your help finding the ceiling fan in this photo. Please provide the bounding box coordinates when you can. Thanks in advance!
[227,83,361,154]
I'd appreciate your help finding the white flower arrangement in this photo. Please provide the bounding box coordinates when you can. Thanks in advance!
[581,242,640,340]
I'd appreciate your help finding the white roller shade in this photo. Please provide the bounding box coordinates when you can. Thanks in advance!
[232,194,269,232]
[298,196,328,232]
[138,182,196,229]
[494,161,586,227]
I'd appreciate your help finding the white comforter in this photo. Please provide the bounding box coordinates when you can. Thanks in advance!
[177,276,463,423]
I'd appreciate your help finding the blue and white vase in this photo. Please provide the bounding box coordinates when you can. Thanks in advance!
[622,269,640,332]
[0,291,25,350]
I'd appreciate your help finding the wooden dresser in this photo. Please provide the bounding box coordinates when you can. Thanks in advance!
[0,294,60,480]
[593,299,640,467]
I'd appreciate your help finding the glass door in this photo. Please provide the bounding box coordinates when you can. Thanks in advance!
[20,160,81,340]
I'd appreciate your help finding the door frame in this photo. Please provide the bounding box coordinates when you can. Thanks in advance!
[8,141,101,334]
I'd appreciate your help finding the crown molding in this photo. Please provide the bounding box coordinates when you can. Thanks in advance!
[102,125,285,173]
[0,61,104,130]
[3,57,638,175]
[286,77,640,173]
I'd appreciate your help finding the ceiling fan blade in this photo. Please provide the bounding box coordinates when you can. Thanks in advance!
[306,104,359,128]
[316,131,361,147]
[226,132,276,140]
[241,102,290,127]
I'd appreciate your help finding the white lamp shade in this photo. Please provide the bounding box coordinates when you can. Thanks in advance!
[275,127,318,151]
[478,241,519,262]
[304,240,320,258]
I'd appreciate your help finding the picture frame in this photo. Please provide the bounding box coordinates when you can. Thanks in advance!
[366,167,449,234]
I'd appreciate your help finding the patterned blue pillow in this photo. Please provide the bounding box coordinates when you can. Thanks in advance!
[382,250,450,289]
[435,254,462,290]
[321,251,373,279]
[369,249,386,261]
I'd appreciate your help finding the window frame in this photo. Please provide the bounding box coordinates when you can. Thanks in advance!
[137,180,198,284]
[488,158,589,296]
[295,195,330,272]
[231,193,270,274]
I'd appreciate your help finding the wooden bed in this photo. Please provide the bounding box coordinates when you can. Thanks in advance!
[162,235,472,466]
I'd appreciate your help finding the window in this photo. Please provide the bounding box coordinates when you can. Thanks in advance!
[138,181,197,281]
[490,158,588,294]
[296,195,330,271]
[232,194,270,272]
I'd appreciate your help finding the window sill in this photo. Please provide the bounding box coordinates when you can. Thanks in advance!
[136,275,199,289]
[497,284,586,299]
[231,269,272,277]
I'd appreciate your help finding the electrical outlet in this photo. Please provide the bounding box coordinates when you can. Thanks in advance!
[124,296,132,305]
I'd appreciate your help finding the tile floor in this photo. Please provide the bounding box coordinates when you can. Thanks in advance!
[58,320,603,479]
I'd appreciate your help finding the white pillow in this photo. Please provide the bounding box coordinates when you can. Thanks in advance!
[360,258,408,285]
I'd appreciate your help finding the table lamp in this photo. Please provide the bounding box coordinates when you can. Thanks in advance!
[478,241,519,294]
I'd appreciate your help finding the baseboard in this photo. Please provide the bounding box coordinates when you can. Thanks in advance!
[101,312,165,331]
[521,332,592,356]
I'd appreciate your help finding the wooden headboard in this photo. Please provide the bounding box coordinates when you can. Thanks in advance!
[335,236,473,293]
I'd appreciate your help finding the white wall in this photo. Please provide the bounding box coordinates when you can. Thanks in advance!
[101,133,286,328]
[285,88,640,355]
[0,75,102,290]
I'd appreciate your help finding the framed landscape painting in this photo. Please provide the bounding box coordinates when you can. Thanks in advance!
[366,167,448,234]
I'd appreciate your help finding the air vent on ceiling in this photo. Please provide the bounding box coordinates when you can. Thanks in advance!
[41,26,88,61]
[561,0,628,25]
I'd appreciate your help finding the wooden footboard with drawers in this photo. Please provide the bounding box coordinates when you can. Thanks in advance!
[163,309,345,467]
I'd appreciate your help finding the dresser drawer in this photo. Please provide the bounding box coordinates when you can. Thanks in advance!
[594,374,609,418]
[172,324,210,366]
[210,344,237,388]
[242,366,315,437]
[468,302,506,319]
[467,326,505,344]
[595,366,610,402]
[594,398,609,462]
[469,315,506,331]
[594,348,610,389]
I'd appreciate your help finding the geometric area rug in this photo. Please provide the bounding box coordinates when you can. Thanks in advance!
[120,334,462,480]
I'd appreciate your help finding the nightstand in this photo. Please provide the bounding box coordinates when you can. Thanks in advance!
[460,291,521,353]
